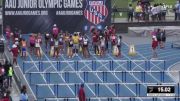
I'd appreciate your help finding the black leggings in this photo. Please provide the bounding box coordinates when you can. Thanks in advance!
[128,13,133,21]
[94,45,99,54]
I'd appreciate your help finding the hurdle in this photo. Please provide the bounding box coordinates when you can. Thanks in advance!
[74,84,80,97]
[22,59,168,100]
[46,73,50,84]
[26,70,177,85]
[22,60,166,73]
[65,72,69,83]
[115,84,120,96]
[53,84,58,97]
[25,70,173,74]
[83,72,88,82]
[107,98,113,101]
[33,83,180,98]
[95,83,100,97]
[102,72,107,82]
[31,82,179,85]
[44,97,179,101]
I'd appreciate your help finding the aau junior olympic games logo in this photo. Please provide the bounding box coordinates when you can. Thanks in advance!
[84,0,109,25]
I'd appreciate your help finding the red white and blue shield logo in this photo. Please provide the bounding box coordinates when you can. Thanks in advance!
[84,0,109,25]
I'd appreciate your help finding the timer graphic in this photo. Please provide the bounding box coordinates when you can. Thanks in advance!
[147,85,175,96]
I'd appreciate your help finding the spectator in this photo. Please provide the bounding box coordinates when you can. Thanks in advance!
[20,85,28,101]
[35,34,42,59]
[157,4,162,21]
[14,37,20,52]
[13,28,20,43]
[49,37,54,57]
[128,4,134,22]
[161,3,167,20]
[104,26,110,52]
[156,29,163,48]
[82,36,89,58]
[1,90,12,101]
[44,32,50,52]
[5,26,11,45]
[144,4,150,21]
[72,33,79,56]
[151,4,158,21]
[52,24,59,39]
[29,34,35,54]
[111,33,116,52]
[0,63,5,86]
[3,61,9,77]
[117,35,122,57]
[110,25,116,35]
[67,35,73,58]
[64,31,70,51]
[10,44,19,65]
[78,84,86,101]
[113,44,119,57]
[151,28,158,36]
[21,39,27,59]
[152,36,158,59]
[174,1,180,20]
[159,29,166,48]
[54,39,59,58]
[58,34,64,55]
[79,33,83,54]
[100,35,105,57]
[7,65,13,87]
[92,30,99,55]
[135,2,143,21]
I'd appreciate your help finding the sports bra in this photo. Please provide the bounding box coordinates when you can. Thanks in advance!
[83,39,88,45]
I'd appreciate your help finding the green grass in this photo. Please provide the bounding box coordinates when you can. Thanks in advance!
[129,0,176,8]
[111,0,128,18]
[0,0,2,6]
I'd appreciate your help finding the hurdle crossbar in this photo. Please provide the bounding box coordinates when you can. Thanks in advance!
[24,70,178,74]
[33,83,178,86]
[44,96,180,100]
[22,60,165,63]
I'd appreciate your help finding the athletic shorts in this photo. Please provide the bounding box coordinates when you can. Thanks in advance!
[73,44,79,49]
[83,45,88,48]
[59,42,63,45]
[35,43,40,47]
[30,43,35,47]
[22,47,26,52]
[53,34,58,39]
[69,45,73,47]
[45,37,49,41]
[101,47,105,51]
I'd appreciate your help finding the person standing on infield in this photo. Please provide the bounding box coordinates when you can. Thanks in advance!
[152,36,158,59]
[78,84,86,101]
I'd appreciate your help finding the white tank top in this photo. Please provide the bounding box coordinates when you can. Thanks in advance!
[101,39,105,47]
[117,38,121,45]
[55,40,59,46]
[83,39,88,45]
